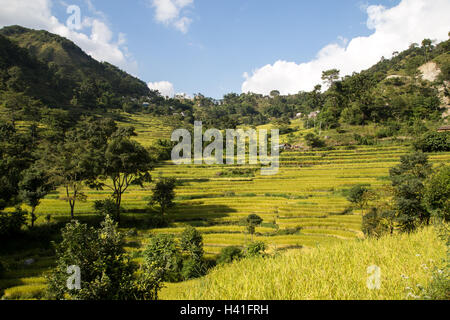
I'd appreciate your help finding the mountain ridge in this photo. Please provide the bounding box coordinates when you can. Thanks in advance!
[0,25,151,108]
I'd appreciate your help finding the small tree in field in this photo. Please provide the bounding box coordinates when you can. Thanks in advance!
[149,178,177,215]
[180,226,204,260]
[44,138,94,219]
[19,167,54,227]
[346,184,372,214]
[180,227,206,280]
[246,214,263,240]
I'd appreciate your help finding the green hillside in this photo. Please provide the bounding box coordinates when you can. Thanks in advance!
[0,25,151,108]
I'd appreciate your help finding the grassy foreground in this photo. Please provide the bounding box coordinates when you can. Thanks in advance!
[160,227,447,300]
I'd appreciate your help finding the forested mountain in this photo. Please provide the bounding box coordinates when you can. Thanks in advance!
[0,25,152,109]
[0,25,448,130]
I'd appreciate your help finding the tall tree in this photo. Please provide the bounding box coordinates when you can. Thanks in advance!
[90,136,153,221]
[421,39,433,62]
[322,69,340,87]
[42,135,96,219]
[149,178,176,215]
[0,121,33,210]
[19,166,54,227]
[389,152,433,231]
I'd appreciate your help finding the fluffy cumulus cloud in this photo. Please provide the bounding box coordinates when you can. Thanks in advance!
[0,0,138,74]
[148,81,175,98]
[242,0,450,95]
[151,0,193,33]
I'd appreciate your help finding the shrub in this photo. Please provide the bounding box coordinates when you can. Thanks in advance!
[46,216,161,300]
[245,241,266,257]
[179,227,207,280]
[362,208,391,238]
[376,127,396,139]
[0,208,27,238]
[180,226,204,259]
[144,234,183,282]
[217,246,243,265]
[181,257,206,280]
[217,168,257,177]
[414,131,450,152]
[269,227,302,236]
[304,133,326,149]
[354,134,375,146]
[424,166,450,222]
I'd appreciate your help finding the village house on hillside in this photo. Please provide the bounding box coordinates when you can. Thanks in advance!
[308,111,320,119]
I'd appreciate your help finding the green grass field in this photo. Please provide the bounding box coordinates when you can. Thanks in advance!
[1,113,449,300]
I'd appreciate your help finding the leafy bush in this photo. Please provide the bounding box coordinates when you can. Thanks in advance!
[144,234,183,282]
[217,246,243,265]
[304,133,326,149]
[0,209,27,237]
[217,168,257,177]
[354,134,375,146]
[245,241,266,257]
[179,227,208,280]
[376,126,397,139]
[181,257,206,280]
[269,227,302,236]
[346,184,371,212]
[180,226,204,259]
[362,208,392,238]
[414,131,450,152]
[424,166,450,221]
[46,216,161,300]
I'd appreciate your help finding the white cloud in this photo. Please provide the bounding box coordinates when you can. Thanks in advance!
[242,0,450,95]
[148,81,175,98]
[174,16,192,34]
[0,0,138,74]
[151,0,193,33]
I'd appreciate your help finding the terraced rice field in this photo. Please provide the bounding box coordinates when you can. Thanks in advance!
[23,142,450,256]
[2,114,449,299]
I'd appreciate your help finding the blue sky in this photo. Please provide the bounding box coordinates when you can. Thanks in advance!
[1,0,449,98]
